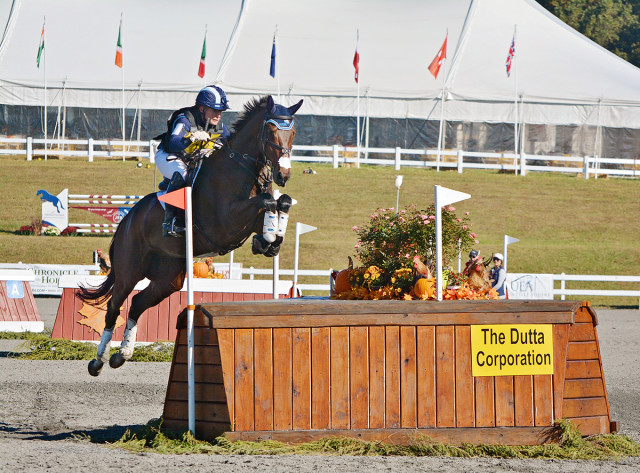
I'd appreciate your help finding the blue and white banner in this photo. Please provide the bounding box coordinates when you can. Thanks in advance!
[506,273,554,300]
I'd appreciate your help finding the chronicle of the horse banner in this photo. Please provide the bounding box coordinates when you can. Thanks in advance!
[470,324,554,377]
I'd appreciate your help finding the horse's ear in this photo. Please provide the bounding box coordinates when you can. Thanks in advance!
[288,99,303,116]
[266,95,276,115]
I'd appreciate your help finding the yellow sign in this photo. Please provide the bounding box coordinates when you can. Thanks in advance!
[471,325,554,377]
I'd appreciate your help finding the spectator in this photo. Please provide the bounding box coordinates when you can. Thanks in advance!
[489,253,507,299]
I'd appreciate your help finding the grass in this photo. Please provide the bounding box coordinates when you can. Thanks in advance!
[1,156,639,306]
[110,417,640,460]
[2,332,174,362]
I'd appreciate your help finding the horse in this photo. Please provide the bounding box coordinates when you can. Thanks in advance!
[78,95,303,376]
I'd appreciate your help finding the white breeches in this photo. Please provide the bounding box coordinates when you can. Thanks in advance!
[155,149,188,181]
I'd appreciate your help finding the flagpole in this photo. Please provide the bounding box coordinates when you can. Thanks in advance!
[120,13,125,162]
[436,31,447,173]
[275,25,280,101]
[513,25,518,175]
[356,29,360,168]
[43,16,47,161]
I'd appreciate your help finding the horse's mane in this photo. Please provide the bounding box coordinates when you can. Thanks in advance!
[228,96,268,140]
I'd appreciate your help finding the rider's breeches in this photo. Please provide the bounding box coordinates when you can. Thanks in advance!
[155,149,188,181]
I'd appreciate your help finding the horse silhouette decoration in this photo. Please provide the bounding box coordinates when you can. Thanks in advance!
[78,95,303,376]
[37,189,64,212]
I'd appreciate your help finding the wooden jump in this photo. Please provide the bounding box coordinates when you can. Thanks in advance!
[0,269,43,332]
[162,299,615,445]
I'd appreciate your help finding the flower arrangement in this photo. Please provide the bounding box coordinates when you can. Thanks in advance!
[60,226,79,237]
[331,204,497,301]
[43,226,61,236]
[16,225,35,235]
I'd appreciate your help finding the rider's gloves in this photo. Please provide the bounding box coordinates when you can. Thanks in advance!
[189,130,210,142]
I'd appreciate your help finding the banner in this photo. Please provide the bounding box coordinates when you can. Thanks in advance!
[506,273,554,299]
[471,324,554,377]
[40,188,68,230]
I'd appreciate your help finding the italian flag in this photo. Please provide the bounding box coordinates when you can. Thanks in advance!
[36,22,45,68]
[115,18,123,68]
[198,33,206,78]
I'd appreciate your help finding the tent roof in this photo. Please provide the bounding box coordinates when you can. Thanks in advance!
[1,0,640,126]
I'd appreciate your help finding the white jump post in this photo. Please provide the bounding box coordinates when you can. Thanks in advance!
[435,185,470,301]
[293,222,317,297]
[504,234,519,272]
[158,185,195,435]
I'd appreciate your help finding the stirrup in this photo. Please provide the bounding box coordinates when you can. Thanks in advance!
[168,218,185,237]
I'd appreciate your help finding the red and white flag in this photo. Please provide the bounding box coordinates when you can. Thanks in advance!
[353,30,360,83]
[506,33,515,77]
[198,32,206,78]
[114,17,123,68]
[428,34,447,79]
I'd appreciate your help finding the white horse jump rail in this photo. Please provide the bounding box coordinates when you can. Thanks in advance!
[69,193,143,233]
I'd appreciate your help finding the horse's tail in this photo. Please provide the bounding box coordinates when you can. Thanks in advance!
[77,244,116,305]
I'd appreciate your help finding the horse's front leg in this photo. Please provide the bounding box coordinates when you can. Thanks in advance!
[252,193,293,257]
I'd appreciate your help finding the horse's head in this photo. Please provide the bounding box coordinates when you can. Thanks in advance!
[261,96,303,187]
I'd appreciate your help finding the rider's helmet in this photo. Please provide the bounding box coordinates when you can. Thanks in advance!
[469,250,478,259]
[195,85,229,111]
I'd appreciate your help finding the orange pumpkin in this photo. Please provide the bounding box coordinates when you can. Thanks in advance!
[193,262,209,278]
[334,269,352,294]
[414,278,436,299]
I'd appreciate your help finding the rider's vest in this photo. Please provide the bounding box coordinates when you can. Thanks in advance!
[155,106,224,159]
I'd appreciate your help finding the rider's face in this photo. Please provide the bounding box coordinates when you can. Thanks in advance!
[202,106,222,126]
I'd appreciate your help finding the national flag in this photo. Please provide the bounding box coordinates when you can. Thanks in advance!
[36,21,45,68]
[269,33,276,78]
[115,18,123,68]
[198,33,206,78]
[506,34,515,77]
[158,188,186,210]
[428,35,447,79]
[353,30,360,83]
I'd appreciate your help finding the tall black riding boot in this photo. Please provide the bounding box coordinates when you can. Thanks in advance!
[162,171,186,237]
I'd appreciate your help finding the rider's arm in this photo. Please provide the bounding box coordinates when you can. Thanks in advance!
[164,115,192,153]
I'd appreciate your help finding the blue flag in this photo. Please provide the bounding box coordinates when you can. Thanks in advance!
[269,34,276,78]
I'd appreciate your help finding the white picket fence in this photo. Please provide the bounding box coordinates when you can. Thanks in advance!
[244,267,640,307]
[2,137,639,178]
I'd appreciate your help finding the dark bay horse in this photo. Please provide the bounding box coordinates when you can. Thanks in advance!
[78,95,303,376]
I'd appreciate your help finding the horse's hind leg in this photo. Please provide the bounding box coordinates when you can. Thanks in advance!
[109,265,185,369]
[88,292,131,376]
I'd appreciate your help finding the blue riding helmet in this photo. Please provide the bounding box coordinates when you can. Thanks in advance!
[195,85,229,111]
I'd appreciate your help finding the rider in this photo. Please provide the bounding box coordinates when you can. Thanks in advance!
[155,85,230,237]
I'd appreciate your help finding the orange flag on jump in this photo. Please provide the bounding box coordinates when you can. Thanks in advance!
[158,188,186,210]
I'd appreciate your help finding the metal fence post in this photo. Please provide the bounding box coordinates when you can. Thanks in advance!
[395,147,401,171]
[333,145,339,169]
[560,272,565,300]
[457,149,463,173]
[26,137,32,161]
[88,138,94,163]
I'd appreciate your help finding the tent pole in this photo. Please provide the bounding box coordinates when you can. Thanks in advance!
[436,59,446,172]
[364,90,370,160]
[513,25,518,175]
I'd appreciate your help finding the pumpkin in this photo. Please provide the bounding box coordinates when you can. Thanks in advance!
[193,262,209,278]
[414,277,436,299]
[333,269,352,294]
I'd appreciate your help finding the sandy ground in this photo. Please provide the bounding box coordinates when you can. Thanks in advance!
[0,300,639,472]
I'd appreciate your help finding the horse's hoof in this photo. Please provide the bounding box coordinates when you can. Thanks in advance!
[88,358,104,377]
[252,234,270,255]
[109,352,126,369]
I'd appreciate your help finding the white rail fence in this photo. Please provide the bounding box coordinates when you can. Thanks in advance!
[2,137,639,178]
[244,267,640,307]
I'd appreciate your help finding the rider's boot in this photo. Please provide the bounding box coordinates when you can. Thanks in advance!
[162,172,187,237]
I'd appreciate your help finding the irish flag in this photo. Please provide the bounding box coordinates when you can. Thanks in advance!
[36,21,45,68]
[198,33,206,78]
[115,18,123,68]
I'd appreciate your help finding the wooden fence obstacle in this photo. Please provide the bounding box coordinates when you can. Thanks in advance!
[0,269,43,332]
[162,299,615,445]
[52,276,292,343]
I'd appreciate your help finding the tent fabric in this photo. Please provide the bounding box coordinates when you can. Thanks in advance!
[1,0,640,128]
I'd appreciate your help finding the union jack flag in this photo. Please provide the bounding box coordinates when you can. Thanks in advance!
[506,34,515,77]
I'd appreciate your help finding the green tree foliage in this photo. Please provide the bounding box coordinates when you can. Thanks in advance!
[537,0,640,67]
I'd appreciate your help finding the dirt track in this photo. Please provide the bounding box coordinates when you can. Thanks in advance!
[1,308,639,472]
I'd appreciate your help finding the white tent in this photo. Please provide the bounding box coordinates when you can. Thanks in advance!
[1,0,639,151]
